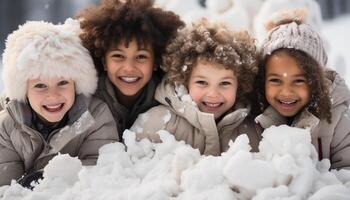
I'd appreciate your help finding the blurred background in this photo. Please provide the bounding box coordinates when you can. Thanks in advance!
[1,0,350,91]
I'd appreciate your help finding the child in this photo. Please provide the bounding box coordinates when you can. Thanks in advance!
[131,19,260,156]
[0,19,119,187]
[77,0,184,138]
[252,9,350,169]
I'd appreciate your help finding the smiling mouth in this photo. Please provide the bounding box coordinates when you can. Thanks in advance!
[43,104,64,112]
[119,76,140,83]
[278,100,297,109]
[203,102,222,108]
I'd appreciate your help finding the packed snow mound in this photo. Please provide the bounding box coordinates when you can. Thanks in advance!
[1,125,350,200]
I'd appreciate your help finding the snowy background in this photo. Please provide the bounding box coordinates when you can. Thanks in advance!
[1,0,350,199]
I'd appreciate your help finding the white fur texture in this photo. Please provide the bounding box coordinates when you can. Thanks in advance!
[2,18,97,102]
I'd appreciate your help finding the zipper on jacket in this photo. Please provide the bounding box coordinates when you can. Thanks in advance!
[165,97,173,109]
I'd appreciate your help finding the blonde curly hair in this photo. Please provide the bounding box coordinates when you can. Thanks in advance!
[162,19,258,102]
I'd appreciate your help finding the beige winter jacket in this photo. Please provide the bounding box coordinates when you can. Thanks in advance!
[255,70,350,169]
[94,73,161,139]
[0,95,119,186]
[131,79,261,156]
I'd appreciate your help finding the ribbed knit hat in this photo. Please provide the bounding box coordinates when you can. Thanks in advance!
[2,18,97,102]
[260,9,327,67]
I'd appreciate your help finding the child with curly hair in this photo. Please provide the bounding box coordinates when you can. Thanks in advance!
[0,19,118,187]
[131,19,260,156]
[77,0,184,140]
[252,9,350,169]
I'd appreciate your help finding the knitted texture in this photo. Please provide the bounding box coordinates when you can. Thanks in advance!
[261,22,327,67]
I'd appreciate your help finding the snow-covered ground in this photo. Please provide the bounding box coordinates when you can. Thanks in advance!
[1,1,350,200]
[1,126,350,200]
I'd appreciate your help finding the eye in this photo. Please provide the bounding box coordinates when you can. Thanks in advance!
[58,80,70,86]
[294,78,307,85]
[34,83,47,89]
[136,54,149,61]
[220,81,232,86]
[195,80,207,86]
[111,53,124,60]
[267,78,281,85]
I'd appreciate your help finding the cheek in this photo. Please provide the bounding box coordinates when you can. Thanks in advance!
[27,93,41,110]
[188,87,203,104]
[300,87,311,102]
[140,63,154,78]
[265,85,276,101]
[105,61,119,74]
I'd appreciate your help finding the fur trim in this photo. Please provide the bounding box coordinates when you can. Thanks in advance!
[264,8,308,31]
[2,18,97,102]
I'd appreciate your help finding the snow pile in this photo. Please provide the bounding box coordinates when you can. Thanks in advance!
[1,125,350,200]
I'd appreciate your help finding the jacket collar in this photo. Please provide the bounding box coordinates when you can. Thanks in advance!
[255,106,320,134]
[155,79,250,131]
[100,73,159,124]
[6,94,88,128]
[325,69,350,107]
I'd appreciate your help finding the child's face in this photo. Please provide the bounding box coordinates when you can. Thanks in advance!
[27,77,75,124]
[265,51,310,117]
[188,60,238,119]
[104,38,154,97]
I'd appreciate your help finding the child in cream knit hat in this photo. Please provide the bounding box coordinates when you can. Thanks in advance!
[0,19,119,188]
[252,9,350,170]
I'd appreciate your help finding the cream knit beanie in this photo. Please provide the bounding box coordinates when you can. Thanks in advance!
[260,9,327,67]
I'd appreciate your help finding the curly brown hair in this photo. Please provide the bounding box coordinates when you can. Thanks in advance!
[251,48,332,122]
[76,0,184,74]
[162,19,258,102]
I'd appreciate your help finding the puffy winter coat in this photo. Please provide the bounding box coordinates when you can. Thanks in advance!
[255,70,350,169]
[131,79,261,156]
[94,73,161,139]
[0,95,119,186]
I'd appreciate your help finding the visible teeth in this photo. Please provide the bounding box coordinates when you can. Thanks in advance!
[280,100,296,104]
[120,77,138,83]
[46,104,62,109]
[205,102,221,107]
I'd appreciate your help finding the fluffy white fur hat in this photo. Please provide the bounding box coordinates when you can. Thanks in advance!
[2,18,97,102]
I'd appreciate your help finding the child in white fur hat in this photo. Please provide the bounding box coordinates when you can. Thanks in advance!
[251,9,350,169]
[0,19,119,188]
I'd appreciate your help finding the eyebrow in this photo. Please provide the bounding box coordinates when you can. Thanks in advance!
[109,47,152,52]
[192,75,236,80]
[266,73,306,77]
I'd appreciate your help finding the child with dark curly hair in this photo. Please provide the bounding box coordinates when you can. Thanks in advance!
[251,9,350,169]
[76,0,184,139]
[131,19,261,156]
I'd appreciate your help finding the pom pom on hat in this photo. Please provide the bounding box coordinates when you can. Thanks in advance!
[2,18,97,102]
[260,8,327,67]
[264,8,308,31]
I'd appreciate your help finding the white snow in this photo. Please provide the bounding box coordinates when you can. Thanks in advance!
[1,126,349,199]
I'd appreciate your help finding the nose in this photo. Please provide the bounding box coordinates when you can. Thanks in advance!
[46,88,60,99]
[279,85,294,97]
[122,59,136,72]
[206,87,220,99]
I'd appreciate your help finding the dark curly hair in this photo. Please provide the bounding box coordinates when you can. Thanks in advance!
[251,48,332,122]
[162,19,258,102]
[76,0,184,74]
